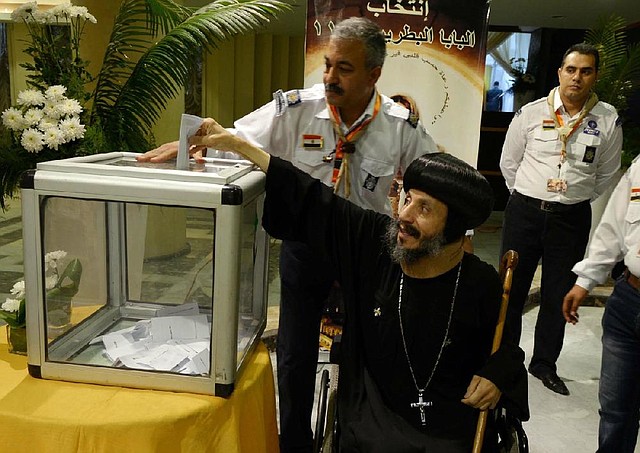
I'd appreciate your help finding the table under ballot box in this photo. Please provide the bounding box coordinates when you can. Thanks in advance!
[20,152,268,396]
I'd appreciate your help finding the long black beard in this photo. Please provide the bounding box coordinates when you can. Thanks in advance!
[384,220,446,265]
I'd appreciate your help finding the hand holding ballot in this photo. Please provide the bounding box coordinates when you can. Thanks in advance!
[137,117,219,164]
[188,118,271,172]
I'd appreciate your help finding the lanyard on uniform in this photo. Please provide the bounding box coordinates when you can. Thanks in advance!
[546,87,598,174]
[327,93,381,198]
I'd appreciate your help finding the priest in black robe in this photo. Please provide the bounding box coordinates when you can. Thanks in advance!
[190,119,529,452]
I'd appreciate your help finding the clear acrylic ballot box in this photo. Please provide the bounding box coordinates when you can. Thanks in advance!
[20,152,268,396]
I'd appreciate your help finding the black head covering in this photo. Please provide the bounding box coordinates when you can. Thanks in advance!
[402,152,494,242]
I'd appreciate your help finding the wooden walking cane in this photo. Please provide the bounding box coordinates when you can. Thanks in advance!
[472,250,518,453]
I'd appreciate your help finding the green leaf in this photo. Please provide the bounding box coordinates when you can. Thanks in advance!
[90,0,289,151]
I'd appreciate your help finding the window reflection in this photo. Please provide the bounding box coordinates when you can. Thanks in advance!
[484,32,533,112]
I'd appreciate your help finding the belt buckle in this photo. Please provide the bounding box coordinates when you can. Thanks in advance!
[539,200,554,212]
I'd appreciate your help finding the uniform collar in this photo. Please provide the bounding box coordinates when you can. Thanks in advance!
[553,87,564,114]
[317,89,377,130]
[553,86,594,120]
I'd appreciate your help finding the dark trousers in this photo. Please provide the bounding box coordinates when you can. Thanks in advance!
[277,240,335,453]
[597,277,640,453]
[500,191,591,374]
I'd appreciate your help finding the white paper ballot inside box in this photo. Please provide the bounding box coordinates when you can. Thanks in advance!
[91,304,211,375]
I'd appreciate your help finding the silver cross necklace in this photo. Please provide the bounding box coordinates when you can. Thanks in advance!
[397,261,462,427]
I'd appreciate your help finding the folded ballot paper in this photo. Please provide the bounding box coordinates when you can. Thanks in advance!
[91,303,211,375]
[177,114,204,170]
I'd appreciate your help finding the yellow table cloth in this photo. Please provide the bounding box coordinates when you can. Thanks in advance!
[0,328,279,453]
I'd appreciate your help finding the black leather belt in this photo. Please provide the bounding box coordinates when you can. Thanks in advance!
[513,191,585,213]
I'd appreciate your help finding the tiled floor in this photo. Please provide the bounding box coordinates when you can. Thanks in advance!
[0,196,625,452]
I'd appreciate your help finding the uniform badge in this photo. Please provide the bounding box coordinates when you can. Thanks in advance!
[583,128,600,136]
[547,178,567,193]
[588,120,598,129]
[273,89,286,116]
[542,119,555,130]
[631,188,640,202]
[286,90,301,107]
[363,173,379,192]
[302,134,323,149]
[406,112,419,128]
[583,146,596,163]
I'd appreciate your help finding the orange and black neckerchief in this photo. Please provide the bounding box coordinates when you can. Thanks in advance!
[327,93,382,198]
[546,87,598,174]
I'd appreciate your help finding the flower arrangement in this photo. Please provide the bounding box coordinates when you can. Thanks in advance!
[0,250,82,329]
[12,2,96,102]
[0,0,290,211]
[508,57,537,94]
[2,85,85,153]
[0,2,102,210]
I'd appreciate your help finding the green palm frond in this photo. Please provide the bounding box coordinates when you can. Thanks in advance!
[586,14,640,167]
[90,0,289,151]
[585,14,640,113]
[585,14,627,79]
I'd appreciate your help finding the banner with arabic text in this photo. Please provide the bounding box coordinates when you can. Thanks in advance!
[304,0,490,165]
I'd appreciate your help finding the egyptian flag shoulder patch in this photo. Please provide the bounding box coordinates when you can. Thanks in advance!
[631,188,640,202]
[542,119,555,130]
[302,134,324,149]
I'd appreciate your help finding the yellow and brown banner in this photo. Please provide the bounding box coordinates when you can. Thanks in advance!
[304,0,491,165]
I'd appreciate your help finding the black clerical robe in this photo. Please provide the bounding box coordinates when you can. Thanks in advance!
[262,157,529,452]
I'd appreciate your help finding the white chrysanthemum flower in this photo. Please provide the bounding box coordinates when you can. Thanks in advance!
[21,128,45,153]
[10,281,26,299]
[40,9,57,24]
[42,101,62,120]
[45,275,58,290]
[43,127,66,150]
[45,85,67,101]
[1,298,21,313]
[59,117,86,141]
[17,89,46,107]
[32,9,48,24]
[59,98,82,116]
[38,117,58,131]
[1,107,24,131]
[23,108,44,127]
[49,3,71,16]
[10,2,38,22]
[45,250,68,264]
[68,6,88,18]
[84,12,97,24]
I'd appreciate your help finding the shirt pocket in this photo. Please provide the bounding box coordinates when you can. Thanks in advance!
[358,157,395,198]
[293,148,333,181]
[570,133,601,169]
[625,201,640,225]
[531,128,559,156]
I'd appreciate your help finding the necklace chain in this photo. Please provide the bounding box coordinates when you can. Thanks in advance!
[398,262,462,394]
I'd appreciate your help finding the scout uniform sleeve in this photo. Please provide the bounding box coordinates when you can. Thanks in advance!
[573,164,631,291]
[499,109,528,190]
[592,119,623,200]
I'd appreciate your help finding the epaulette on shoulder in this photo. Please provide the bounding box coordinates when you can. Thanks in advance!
[407,112,419,128]
[273,89,302,116]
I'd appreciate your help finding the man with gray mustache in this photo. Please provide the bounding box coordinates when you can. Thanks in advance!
[139,16,437,452]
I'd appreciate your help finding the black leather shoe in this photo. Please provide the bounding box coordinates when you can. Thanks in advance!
[529,369,570,396]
